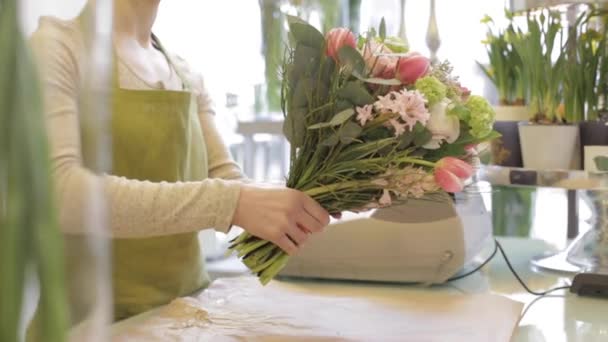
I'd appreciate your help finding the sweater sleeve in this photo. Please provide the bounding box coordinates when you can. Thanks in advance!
[29,18,241,238]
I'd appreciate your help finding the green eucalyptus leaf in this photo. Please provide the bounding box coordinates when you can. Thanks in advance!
[413,122,426,133]
[337,46,366,75]
[413,127,433,147]
[397,131,415,149]
[335,99,354,113]
[339,121,363,144]
[379,18,387,41]
[308,108,355,129]
[283,107,307,148]
[320,57,336,86]
[321,133,340,147]
[289,22,325,49]
[286,14,308,26]
[594,156,608,171]
[337,81,375,106]
[292,44,321,76]
[291,78,314,108]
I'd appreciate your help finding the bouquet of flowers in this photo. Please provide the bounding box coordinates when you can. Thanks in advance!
[229,17,499,285]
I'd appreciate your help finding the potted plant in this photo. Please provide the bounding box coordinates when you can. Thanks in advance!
[478,10,528,167]
[565,8,608,171]
[513,8,582,170]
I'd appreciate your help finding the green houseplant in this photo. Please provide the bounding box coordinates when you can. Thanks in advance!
[513,8,582,170]
[479,10,528,167]
[566,8,608,171]
[478,10,536,238]
[0,0,68,341]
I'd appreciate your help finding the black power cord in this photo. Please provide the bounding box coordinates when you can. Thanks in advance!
[447,241,499,281]
[448,239,571,296]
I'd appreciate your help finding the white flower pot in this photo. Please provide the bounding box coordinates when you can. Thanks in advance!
[518,123,581,170]
[494,105,530,122]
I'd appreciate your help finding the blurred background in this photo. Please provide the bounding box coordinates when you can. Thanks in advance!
[17,0,588,255]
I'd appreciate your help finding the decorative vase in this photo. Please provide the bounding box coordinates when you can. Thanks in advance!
[518,123,582,170]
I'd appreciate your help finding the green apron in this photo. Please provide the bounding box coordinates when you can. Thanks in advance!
[105,36,210,320]
[29,35,211,341]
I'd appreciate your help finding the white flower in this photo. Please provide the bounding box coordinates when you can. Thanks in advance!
[423,99,460,150]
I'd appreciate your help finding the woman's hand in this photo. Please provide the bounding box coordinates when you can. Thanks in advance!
[232,185,330,255]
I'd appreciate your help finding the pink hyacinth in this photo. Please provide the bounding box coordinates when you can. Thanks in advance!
[394,89,430,130]
[434,157,474,193]
[356,104,374,126]
[389,119,407,137]
[374,90,430,133]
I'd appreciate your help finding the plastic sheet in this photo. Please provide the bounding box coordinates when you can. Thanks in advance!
[112,276,523,342]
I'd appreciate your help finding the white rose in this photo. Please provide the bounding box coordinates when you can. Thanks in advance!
[423,99,460,150]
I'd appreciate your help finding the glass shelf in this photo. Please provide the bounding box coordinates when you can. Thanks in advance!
[476,165,608,275]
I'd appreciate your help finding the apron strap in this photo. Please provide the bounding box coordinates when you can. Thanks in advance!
[151,33,191,92]
[110,33,192,92]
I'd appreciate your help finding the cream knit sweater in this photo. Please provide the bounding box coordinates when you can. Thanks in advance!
[30,16,245,238]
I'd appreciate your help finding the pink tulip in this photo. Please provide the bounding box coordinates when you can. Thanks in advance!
[396,53,430,85]
[362,40,398,78]
[434,157,474,193]
[325,28,357,61]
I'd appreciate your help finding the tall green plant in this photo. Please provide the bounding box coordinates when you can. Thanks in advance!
[511,9,566,123]
[478,10,526,106]
[0,1,68,341]
[563,8,608,122]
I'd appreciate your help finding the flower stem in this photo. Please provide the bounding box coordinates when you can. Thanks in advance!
[303,180,374,197]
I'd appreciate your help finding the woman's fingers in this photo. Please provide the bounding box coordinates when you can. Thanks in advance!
[277,234,299,256]
[301,196,330,227]
[287,223,309,246]
[297,210,324,233]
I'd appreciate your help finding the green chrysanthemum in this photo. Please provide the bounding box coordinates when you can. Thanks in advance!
[415,76,447,106]
[465,95,495,138]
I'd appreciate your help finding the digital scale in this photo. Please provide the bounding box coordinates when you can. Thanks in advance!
[279,191,494,284]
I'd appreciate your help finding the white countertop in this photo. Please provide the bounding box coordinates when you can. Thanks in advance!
[111,237,608,341]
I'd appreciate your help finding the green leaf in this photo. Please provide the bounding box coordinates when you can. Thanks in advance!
[337,46,366,75]
[413,127,432,147]
[287,14,308,26]
[594,156,608,171]
[478,130,502,142]
[292,44,321,77]
[283,107,307,148]
[339,121,363,144]
[448,103,472,122]
[352,70,401,86]
[289,22,325,49]
[379,18,387,41]
[335,100,354,112]
[397,131,415,149]
[308,108,355,129]
[320,56,336,85]
[321,133,340,146]
[291,78,314,108]
[337,81,375,106]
